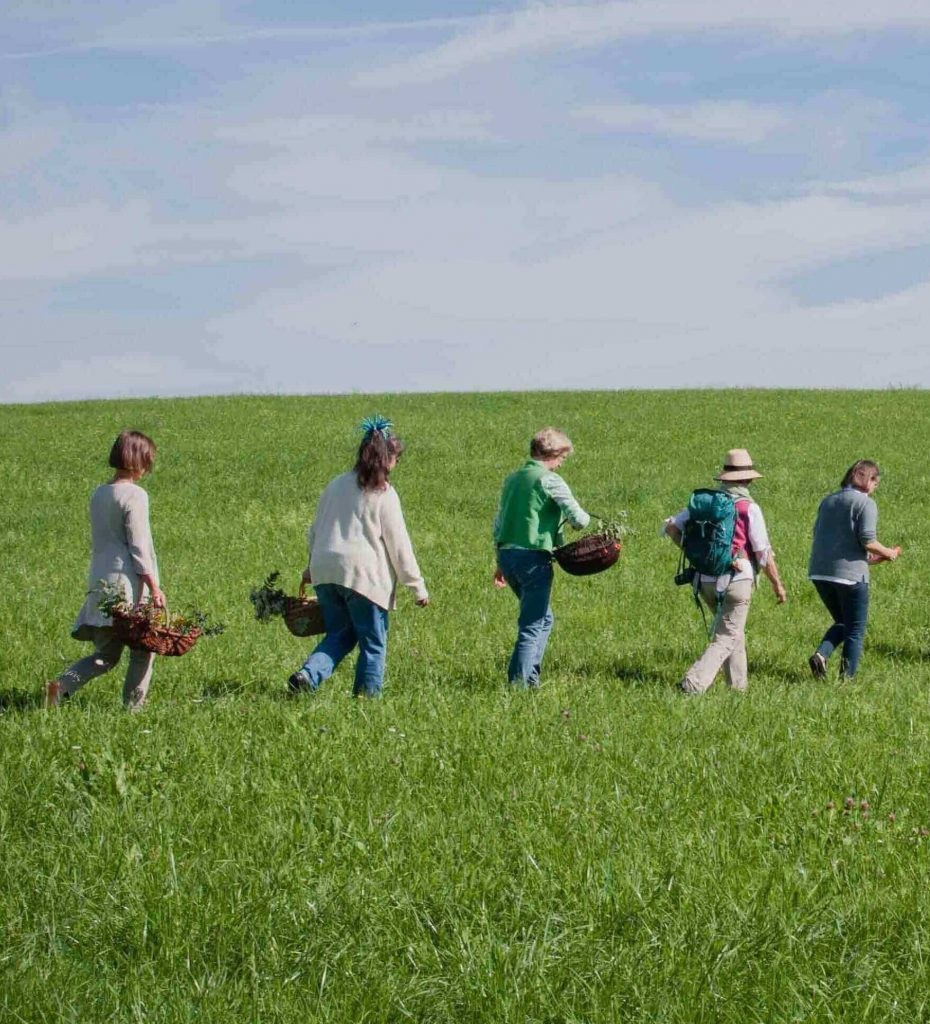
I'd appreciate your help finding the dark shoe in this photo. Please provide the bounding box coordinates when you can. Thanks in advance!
[808,652,827,679]
[288,669,312,693]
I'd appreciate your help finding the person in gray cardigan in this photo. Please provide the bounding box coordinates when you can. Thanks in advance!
[807,459,901,679]
[45,431,166,710]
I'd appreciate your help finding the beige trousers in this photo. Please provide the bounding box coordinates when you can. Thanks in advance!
[680,579,754,693]
[56,627,155,711]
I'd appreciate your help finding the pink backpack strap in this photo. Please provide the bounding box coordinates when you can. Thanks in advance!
[731,498,754,557]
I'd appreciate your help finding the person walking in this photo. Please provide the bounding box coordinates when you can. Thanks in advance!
[807,459,901,679]
[45,430,165,711]
[663,448,786,694]
[493,427,590,688]
[288,417,428,698]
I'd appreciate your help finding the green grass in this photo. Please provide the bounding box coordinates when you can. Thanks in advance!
[1,390,929,1023]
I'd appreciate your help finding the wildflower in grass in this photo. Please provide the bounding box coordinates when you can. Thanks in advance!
[860,800,870,811]
[561,709,571,719]
[844,796,855,809]
[888,813,897,823]
[578,734,588,742]
[826,801,836,810]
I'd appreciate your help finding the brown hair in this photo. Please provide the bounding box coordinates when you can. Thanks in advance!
[530,427,574,460]
[841,459,880,491]
[108,430,157,476]
[355,431,404,491]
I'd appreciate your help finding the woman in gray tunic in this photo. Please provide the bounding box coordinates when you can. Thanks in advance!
[45,431,165,710]
[808,459,901,679]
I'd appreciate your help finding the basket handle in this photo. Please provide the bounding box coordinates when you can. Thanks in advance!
[137,592,170,625]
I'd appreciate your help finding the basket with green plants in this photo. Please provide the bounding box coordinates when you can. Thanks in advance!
[554,513,630,576]
[97,580,226,656]
[249,571,326,638]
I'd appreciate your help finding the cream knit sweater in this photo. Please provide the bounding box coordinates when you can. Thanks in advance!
[306,471,428,611]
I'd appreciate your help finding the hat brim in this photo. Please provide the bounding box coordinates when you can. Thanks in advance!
[715,469,763,481]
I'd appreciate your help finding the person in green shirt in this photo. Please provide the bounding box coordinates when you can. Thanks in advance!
[493,428,590,688]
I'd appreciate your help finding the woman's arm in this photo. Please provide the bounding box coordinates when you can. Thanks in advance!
[664,521,683,547]
[382,490,429,606]
[302,522,315,584]
[865,540,902,563]
[761,554,787,604]
[140,572,165,608]
[125,489,165,606]
[540,472,590,530]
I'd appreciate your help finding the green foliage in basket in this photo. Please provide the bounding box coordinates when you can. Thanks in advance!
[95,579,226,638]
[248,570,289,623]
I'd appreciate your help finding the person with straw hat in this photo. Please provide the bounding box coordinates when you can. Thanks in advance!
[663,448,787,694]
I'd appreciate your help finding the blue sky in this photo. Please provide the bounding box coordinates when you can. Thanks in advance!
[3,0,930,401]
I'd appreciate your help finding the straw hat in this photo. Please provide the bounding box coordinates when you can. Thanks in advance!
[715,448,762,482]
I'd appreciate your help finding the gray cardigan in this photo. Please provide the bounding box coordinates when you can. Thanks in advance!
[808,486,877,584]
[71,481,159,639]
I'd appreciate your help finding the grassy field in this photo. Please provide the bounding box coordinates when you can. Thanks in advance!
[1,390,929,1023]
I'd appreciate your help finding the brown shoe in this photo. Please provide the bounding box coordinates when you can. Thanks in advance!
[44,680,63,709]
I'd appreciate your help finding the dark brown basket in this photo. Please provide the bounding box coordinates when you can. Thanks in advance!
[554,534,622,576]
[110,607,201,656]
[283,583,326,637]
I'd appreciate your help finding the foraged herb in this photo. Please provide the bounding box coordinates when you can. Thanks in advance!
[595,511,632,542]
[249,570,288,623]
[95,579,226,638]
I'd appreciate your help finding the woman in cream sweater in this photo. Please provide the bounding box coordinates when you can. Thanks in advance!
[46,430,166,710]
[289,417,429,697]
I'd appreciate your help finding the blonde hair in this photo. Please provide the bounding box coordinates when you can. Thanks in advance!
[530,427,574,460]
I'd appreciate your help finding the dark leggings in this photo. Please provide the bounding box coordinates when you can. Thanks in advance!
[812,579,870,677]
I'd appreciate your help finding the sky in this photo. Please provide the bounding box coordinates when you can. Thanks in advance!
[3,0,930,402]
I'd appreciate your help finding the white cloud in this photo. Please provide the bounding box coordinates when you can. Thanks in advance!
[217,111,499,147]
[357,0,930,88]
[574,100,789,145]
[812,163,930,199]
[0,3,470,60]
[0,203,156,281]
[5,2,930,400]
[0,352,237,403]
[199,164,930,391]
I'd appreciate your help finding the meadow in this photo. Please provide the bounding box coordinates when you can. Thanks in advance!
[1,390,929,1024]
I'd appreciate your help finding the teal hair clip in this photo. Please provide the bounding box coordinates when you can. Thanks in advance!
[359,415,393,439]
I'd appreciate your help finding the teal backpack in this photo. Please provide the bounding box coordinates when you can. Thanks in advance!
[681,489,738,578]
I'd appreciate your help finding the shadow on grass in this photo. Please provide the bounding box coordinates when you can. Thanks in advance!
[870,641,929,665]
[612,659,675,687]
[0,688,43,712]
[199,679,249,699]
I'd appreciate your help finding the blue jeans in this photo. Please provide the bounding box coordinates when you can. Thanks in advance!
[498,548,554,688]
[300,584,389,697]
[813,579,870,678]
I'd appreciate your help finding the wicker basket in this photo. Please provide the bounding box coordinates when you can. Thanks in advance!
[283,583,326,637]
[554,533,622,576]
[110,606,201,656]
